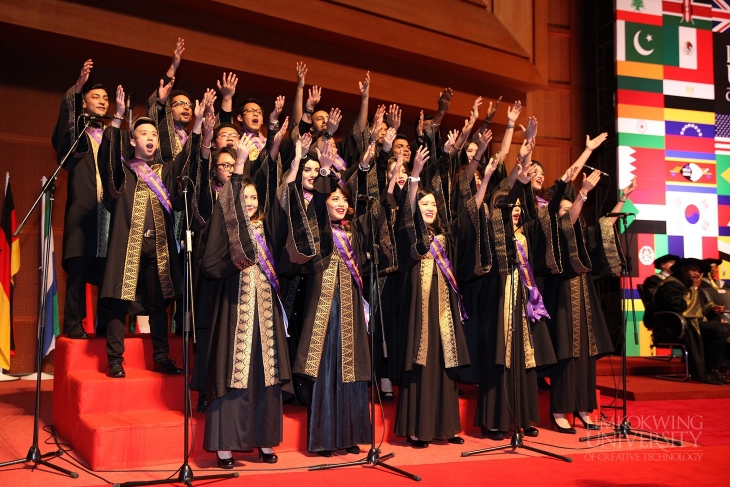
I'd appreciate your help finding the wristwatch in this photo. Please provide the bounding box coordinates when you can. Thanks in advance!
[319,167,331,177]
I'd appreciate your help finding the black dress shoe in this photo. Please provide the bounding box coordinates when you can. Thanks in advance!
[523,427,539,437]
[345,445,360,454]
[574,413,601,430]
[315,450,333,457]
[406,436,429,448]
[481,427,505,441]
[66,324,89,339]
[216,454,235,469]
[153,358,183,375]
[258,448,278,464]
[380,391,394,402]
[196,393,208,413]
[447,435,465,444]
[107,362,125,378]
[550,415,576,434]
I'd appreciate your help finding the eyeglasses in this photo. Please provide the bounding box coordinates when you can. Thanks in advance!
[171,100,193,109]
[217,132,240,140]
[242,108,263,116]
[216,163,235,172]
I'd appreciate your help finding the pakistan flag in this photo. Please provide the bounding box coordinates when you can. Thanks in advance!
[620,21,663,65]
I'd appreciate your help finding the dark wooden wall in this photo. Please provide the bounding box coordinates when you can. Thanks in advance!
[0,0,590,373]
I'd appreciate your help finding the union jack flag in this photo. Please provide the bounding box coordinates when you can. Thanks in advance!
[714,0,730,32]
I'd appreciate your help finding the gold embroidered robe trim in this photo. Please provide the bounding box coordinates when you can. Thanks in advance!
[218,182,257,270]
[150,189,174,300]
[276,183,316,265]
[231,265,256,388]
[465,197,492,276]
[121,178,149,300]
[503,233,537,369]
[568,275,599,358]
[338,250,356,383]
[403,184,430,260]
[490,208,509,276]
[417,235,461,368]
[598,217,623,277]
[683,287,704,335]
[304,255,338,378]
[537,207,561,274]
[559,214,591,274]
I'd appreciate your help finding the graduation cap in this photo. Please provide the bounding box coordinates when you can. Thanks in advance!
[703,257,722,267]
[653,253,680,270]
[670,257,709,275]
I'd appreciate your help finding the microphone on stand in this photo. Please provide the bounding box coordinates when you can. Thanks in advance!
[606,212,636,217]
[125,93,134,124]
[494,202,518,208]
[357,194,377,203]
[81,114,113,120]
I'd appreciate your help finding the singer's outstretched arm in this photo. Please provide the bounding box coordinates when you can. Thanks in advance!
[607,177,637,225]
[564,133,608,182]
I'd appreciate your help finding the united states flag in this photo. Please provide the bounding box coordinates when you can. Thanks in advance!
[715,113,730,153]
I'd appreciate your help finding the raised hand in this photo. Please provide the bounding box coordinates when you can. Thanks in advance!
[476,129,493,153]
[471,96,483,120]
[516,158,536,184]
[75,59,94,93]
[437,88,453,112]
[416,110,425,137]
[115,85,126,119]
[158,77,175,104]
[586,132,608,151]
[444,129,460,153]
[561,164,580,183]
[412,145,430,176]
[518,137,535,161]
[236,133,256,167]
[171,38,185,72]
[370,105,386,140]
[316,140,337,170]
[305,86,321,111]
[296,62,308,88]
[326,107,342,135]
[507,100,522,123]
[271,95,285,123]
[216,72,238,101]
[520,116,538,142]
[362,141,377,168]
[202,112,215,146]
[485,96,502,122]
[193,99,205,119]
[388,153,404,193]
[581,170,602,194]
[300,132,313,155]
[291,138,303,174]
[202,88,217,116]
[359,71,370,98]
[273,117,290,145]
[621,177,637,198]
[386,104,402,131]
[484,155,499,178]
[382,127,397,152]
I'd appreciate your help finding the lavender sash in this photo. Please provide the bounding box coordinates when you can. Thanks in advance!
[514,239,550,322]
[86,126,103,145]
[429,237,468,321]
[129,159,173,215]
[332,224,370,327]
[333,154,346,172]
[535,195,549,209]
[251,228,289,335]
[174,126,189,147]
[303,190,313,203]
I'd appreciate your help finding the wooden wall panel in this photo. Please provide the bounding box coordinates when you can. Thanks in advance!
[549,0,572,28]
[548,31,571,84]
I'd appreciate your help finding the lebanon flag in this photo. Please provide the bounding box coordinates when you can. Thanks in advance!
[40,177,59,358]
[1,173,20,370]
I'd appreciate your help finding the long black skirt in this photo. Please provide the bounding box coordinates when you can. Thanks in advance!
[203,314,283,451]
[394,278,462,441]
[306,289,371,452]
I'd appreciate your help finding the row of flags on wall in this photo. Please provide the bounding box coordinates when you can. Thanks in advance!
[0,173,60,372]
[616,0,730,354]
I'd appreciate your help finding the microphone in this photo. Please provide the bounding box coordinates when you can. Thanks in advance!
[494,202,518,208]
[82,113,113,120]
[585,165,609,176]
[125,93,134,113]
[605,212,635,217]
[357,194,377,203]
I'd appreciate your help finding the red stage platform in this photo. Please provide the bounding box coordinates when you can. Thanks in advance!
[52,336,599,471]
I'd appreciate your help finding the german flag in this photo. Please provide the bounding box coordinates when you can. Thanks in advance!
[1,173,20,370]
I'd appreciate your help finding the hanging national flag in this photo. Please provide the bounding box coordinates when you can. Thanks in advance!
[40,177,59,358]
[1,173,20,370]
[664,0,714,29]
[666,160,716,186]
[618,88,666,107]
[618,117,666,136]
[618,0,665,25]
[618,146,668,204]
[664,24,714,77]
[666,190,718,236]
[617,20,665,65]
[712,0,730,32]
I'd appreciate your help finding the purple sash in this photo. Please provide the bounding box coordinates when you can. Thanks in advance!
[243,131,266,151]
[86,126,103,145]
[429,237,468,321]
[535,195,549,209]
[251,227,289,335]
[212,183,222,194]
[303,190,313,203]
[331,224,371,326]
[174,126,189,147]
[129,159,173,215]
[514,239,550,322]
[333,154,346,172]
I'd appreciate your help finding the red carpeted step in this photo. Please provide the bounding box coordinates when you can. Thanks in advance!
[596,356,686,376]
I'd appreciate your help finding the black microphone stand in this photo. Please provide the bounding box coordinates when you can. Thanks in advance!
[0,115,98,479]
[115,176,238,487]
[462,225,571,462]
[582,214,681,446]
[310,195,420,481]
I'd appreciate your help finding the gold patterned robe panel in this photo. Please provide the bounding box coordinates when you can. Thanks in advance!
[502,232,537,369]
[567,274,599,358]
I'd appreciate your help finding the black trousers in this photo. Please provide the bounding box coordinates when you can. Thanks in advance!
[63,256,111,334]
[105,236,171,364]
[700,319,730,372]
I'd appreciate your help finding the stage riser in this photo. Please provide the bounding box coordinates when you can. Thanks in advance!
[52,337,599,470]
